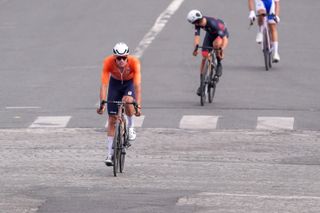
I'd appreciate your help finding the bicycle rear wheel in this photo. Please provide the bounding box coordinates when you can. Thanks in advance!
[113,123,121,177]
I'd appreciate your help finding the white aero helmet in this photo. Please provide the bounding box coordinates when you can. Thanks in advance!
[113,42,129,56]
[187,9,203,24]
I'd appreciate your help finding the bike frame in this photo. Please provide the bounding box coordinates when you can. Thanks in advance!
[102,100,137,176]
[197,46,219,105]
[251,14,275,70]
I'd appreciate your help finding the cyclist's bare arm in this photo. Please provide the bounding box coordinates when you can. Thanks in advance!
[193,35,200,56]
[275,1,280,16]
[100,84,108,102]
[248,0,254,11]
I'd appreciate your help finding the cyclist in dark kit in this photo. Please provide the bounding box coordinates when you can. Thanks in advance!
[187,9,229,96]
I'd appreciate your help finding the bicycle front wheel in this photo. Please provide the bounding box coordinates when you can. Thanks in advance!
[113,122,121,177]
[263,29,271,71]
[208,55,217,103]
[200,64,208,106]
[119,126,127,173]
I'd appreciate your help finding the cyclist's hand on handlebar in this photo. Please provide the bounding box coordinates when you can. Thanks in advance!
[96,101,106,115]
[193,44,199,56]
[134,104,141,116]
[248,10,256,22]
[96,106,105,115]
[193,50,198,56]
[135,107,141,116]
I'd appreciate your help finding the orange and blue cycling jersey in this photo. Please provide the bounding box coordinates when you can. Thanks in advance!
[101,55,141,115]
[101,55,141,86]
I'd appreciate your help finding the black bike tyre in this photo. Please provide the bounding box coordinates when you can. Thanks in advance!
[113,123,120,177]
[269,52,272,68]
[263,28,270,71]
[119,127,126,173]
[200,64,208,106]
[263,49,269,71]
[208,54,217,103]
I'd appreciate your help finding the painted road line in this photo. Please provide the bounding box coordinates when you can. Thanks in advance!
[29,116,71,128]
[6,106,41,109]
[257,116,294,130]
[104,115,145,129]
[177,192,320,206]
[133,0,185,58]
[179,115,219,129]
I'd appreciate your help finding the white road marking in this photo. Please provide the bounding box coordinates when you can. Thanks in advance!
[177,192,320,206]
[104,115,145,129]
[257,116,294,130]
[29,116,71,128]
[179,115,219,129]
[133,0,185,58]
[6,106,41,109]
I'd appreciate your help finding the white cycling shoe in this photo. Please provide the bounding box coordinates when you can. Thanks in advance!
[256,32,263,44]
[104,155,113,166]
[128,127,136,141]
[272,52,280,63]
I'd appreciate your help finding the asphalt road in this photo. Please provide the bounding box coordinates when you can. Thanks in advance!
[0,0,320,130]
[1,0,320,212]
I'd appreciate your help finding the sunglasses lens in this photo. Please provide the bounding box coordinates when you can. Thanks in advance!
[116,56,127,61]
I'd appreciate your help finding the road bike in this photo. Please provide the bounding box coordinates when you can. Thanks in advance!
[196,46,220,106]
[250,14,277,71]
[102,100,138,177]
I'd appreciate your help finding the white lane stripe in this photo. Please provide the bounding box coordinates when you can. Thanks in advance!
[6,106,41,109]
[177,192,320,206]
[104,116,145,129]
[179,115,219,129]
[133,0,185,58]
[29,116,71,128]
[257,116,294,130]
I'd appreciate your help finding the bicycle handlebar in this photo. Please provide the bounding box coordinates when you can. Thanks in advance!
[249,13,278,26]
[194,45,221,52]
[102,100,139,108]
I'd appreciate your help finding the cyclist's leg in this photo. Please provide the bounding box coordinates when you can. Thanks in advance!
[122,80,136,140]
[267,0,280,62]
[121,80,135,116]
[255,0,267,43]
[106,77,122,159]
[212,34,228,77]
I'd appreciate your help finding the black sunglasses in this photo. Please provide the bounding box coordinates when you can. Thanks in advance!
[116,56,128,61]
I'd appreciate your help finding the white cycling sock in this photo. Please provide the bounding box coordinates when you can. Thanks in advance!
[127,116,134,128]
[272,41,279,53]
[107,136,114,156]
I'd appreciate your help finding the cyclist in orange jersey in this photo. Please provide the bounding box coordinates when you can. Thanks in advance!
[97,42,142,166]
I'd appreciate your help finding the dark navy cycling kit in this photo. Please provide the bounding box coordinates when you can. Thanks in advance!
[194,16,229,53]
[107,76,135,115]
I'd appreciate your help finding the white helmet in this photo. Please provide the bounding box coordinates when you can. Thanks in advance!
[113,42,129,56]
[187,9,203,24]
